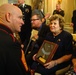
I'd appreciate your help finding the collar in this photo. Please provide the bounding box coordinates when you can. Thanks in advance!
[0,24,16,42]
[0,24,13,35]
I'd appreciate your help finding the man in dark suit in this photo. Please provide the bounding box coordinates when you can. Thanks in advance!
[18,0,32,44]
[53,3,65,17]
[24,12,50,67]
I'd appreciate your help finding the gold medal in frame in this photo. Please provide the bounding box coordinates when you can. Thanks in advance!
[36,40,58,65]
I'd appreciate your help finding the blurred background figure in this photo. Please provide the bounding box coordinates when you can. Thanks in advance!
[53,3,65,17]
[18,0,32,45]
[65,42,76,75]
[32,0,50,24]
[70,10,76,33]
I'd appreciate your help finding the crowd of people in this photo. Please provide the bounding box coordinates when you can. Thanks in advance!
[0,0,76,75]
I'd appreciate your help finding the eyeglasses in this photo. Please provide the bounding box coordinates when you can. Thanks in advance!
[31,19,39,21]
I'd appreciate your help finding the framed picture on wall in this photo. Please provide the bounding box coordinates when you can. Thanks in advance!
[36,40,58,65]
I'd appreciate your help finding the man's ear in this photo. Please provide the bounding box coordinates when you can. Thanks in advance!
[5,13,11,22]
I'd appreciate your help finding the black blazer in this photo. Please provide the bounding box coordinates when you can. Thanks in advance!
[18,4,32,43]
[37,23,50,46]
[18,4,32,22]
[53,9,65,17]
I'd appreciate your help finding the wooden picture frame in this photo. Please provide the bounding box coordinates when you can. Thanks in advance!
[36,40,58,65]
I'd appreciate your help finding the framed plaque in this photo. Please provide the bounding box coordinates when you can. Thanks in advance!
[36,40,58,65]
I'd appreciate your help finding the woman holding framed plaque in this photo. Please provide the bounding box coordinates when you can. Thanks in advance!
[31,14,73,75]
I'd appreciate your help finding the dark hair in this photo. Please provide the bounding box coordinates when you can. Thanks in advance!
[32,10,44,21]
[49,14,65,30]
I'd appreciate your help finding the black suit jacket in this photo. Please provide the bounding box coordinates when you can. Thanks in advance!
[53,9,65,17]
[25,23,50,67]
[18,4,32,23]
[37,23,50,46]
[18,4,32,43]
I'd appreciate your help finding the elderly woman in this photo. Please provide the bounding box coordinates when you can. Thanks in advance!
[31,14,73,75]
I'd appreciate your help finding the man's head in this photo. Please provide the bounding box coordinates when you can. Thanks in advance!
[18,0,25,5]
[0,3,24,33]
[31,13,43,28]
[56,4,61,11]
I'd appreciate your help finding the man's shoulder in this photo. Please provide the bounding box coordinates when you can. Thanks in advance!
[60,9,64,12]
[53,10,56,12]
[25,4,31,7]
[61,30,72,38]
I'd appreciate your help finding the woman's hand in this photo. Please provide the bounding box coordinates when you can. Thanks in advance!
[45,13,51,19]
[44,60,57,69]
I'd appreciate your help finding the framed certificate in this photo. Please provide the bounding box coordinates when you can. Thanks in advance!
[36,40,58,65]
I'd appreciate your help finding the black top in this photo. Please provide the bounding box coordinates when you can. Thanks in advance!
[45,31,73,59]
[71,10,76,33]
[53,9,65,17]
[33,30,73,75]
[0,24,26,75]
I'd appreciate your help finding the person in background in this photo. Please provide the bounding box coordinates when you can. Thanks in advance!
[70,10,76,33]
[18,0,32,45]
[31,14,73,75]
[65,43,76,75]
[53,3,65,17]
[72,49,76,73]
[32,0,50,24]
[24,12,50,68]
[0,3,28,75]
